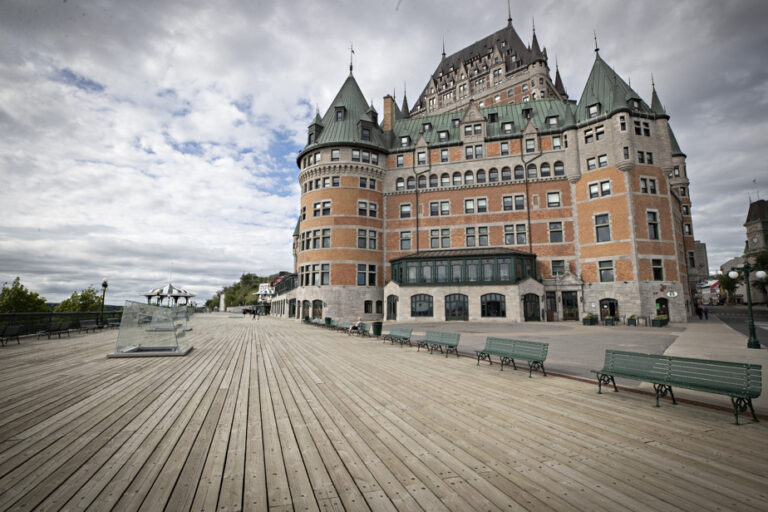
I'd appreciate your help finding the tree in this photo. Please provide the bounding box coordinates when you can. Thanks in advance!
[717,273,742,305]
[54,286,103,312]
[0,277,50,313]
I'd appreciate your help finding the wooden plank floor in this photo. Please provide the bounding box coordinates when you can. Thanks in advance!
[0,315,767,511]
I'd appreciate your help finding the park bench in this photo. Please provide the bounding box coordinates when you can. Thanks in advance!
[337,321,351,332]
[79,319,100,333]
[38,322,73,340]
[383,326,413,347]
[475,337,549,377]
[349,322,370,337]
[1,325,21,346]
[592,349,762,424]
[107,318,121,329]
[328,319,338,329]
[417,331,460,357]
[311,318,324,327]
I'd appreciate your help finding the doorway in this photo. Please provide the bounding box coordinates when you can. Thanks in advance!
[599,298,618,320]
[386,295,398,320]
[523,294,540,321]
[655,298,669,317]
[562,291,579,320]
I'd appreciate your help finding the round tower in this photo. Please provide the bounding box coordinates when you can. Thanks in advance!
[294,74,387,322]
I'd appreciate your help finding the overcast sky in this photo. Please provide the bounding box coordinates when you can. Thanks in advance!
[1,0,767,305]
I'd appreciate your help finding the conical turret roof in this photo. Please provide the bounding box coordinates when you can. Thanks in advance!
[576,53,652,122]
[651,85,667,116]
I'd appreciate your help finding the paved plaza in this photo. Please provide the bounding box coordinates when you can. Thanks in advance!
[0,314,766,511]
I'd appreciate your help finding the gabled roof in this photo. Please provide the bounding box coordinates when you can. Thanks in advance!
[301,73,387,153]
[576,53,653,122]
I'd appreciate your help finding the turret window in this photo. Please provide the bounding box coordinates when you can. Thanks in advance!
[362,151,370,163]
[588,104,600,118]
[331,149,339,161]
[595,126,605,140]
[361,128,371,141]
[372,153,379,165]
[335,108,344,121]
[352,150,360,161]
[554,161,565,176]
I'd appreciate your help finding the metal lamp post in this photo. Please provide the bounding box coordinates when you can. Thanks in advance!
[100,279,109,326]
[728,263,767,349]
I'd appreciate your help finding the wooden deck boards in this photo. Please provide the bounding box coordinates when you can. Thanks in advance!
[0,315,766,511]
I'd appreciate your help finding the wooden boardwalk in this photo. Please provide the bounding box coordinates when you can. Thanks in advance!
[0,315,767,511]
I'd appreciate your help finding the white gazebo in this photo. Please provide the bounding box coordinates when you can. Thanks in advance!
[141,282,196,306]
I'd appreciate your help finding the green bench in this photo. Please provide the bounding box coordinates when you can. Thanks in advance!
[38,322,74,340]
[1,325,21,346]
[337,321,351,332]
[349,323,370,337]
[383,327,413,347]
[475,337,549,377]
[417,331,460,357]
[79,319,100,333]
[592,349,762,424]
[328,319,338,329]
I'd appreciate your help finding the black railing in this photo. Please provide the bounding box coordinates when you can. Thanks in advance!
[0,311,123,337]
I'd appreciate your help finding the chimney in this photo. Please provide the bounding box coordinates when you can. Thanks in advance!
[382,95,395,132]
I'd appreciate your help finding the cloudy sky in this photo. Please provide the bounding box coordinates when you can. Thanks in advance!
[1,0,767,305]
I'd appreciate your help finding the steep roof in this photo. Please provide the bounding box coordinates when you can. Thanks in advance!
[576,53,653,122]
[301,73,387,153]
[650,85,666,116]
[668,125,686,157]
[554,67,567,97]
[746,200,768,224]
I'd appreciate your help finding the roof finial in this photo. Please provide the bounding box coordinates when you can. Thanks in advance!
[651,73,655,89]
[593,30,599,55]
[555,55,559,70]
[349,42,355,73]
[507,0,512,26]
[532,16,536,34]
[403,81,407,97]
[628,75,631,88]
[442,34,446,59]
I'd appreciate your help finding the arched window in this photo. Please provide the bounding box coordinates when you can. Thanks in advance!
[514,165,524,179]
[445,293,469,321]
[411,294,433,317]
[441,173,450,186]
[452,171,462,185]
[501,167,512,180]
[396,177,404,190]
[429,174,438,187]
[418,175,427,188]
[488,168,499,182]
[540,163,551,177]
[554,161,565,176]
[312,300,323,319]
[476,169,486,183]
[464,170,474,184]
[481,293,506,317]
[302,300,310,319]
[527,164,537,178]
[406,176,415,189]
[600,298,619,320]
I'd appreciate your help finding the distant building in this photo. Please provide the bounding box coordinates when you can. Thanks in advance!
[744,199,768,256]
[273,19,696,323]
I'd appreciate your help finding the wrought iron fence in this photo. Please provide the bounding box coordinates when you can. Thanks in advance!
[0,311,124,337]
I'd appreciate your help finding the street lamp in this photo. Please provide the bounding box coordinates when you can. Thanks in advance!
[100,279,109,326]
[728,263,767,349]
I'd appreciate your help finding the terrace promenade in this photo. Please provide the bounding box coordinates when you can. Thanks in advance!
[0,315,766,511]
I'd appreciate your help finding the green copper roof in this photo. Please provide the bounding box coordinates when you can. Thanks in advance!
[668,125,685,157]
[576,53,652,122]
[391,99,572,150]
[651,86,667,116]
[301,74,387,154]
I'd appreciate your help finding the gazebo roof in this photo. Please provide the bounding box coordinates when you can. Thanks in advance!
[141,282,196,299]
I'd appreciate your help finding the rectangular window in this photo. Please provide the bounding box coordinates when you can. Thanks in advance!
[465,227,476,247]
[547,192,561,207]
[500,142,509,155]
[441,228,450,248]
[369,178,375,190]
[368,202,377,217]
[474,145,483,158]
[352,150,360,162]
[688,251,696,268]
[368,230,376,249]
[646,152,653,164]
[312,230,320,249]
[647,211,659,239]
[362,151,370,163]
[323,177,330,187]
[598,154,608,167]
[474,124,482,134]
[430,202,439,216]
[552,260,565,275]
[587,157,596,170]
[682,204,690,215]
[313,202,321,216]
[637,150,645,163]
[640,178,648,193]
[478,227,488,246]
[359,177,367,188]
[400,203,411,218]
[674,166,680,177]
[477,198,487,213]
[552,136,561,149]
[441,149,449,162]
[396,154,404,167]
[549,222,563,243]
[400,136,409,147]
[680,186,687,196]
[464,198,474,213]
[601,180,611,196]
[361,128,371,141]
[368,265,376,286]
[438,131,448,141]
[620,115,626,131]
[504,224,525,245]
[357,264,366,286]
[358,201,367,216]
[430,229,440,249]
[623,146,629,159]
[589,183,600,199]
[301,206,306,220]
[649,178,657,194]
[332,176,340,187]
[652,259,664,281]
[322,228,331,248]
[595,125,605,140]
[502,122,513,134]
[465,146,473,160]
[599,260,614,282]
[525,139,535,153]
[515,195,525,210]
[464,125,472,136]
[503,196,513,211]
[643,122,650,136]
[322,200,331,216]
[417,151,426,165]
[684,223,692,235]
[634,120,642,135]
[440,201,450,215]
[357,229,367,248]
[584,129,593,144]
[399,232,411,250]
[371,153,378,165]
[321,264,330,285]
[588,104,599,118]
[595,214,611,242]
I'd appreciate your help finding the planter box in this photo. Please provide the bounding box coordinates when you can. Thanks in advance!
[651,318,668,327]
[604,318,615,326]
[583,317,597,326]
[627,318,637,326]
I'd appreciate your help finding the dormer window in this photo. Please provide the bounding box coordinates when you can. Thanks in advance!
[488,112,498,123]
[522,108,532,119]
[632,100,640,110]
[361,128,371,141]
[546,116,558,126]
[502,122,513,134]
[400,136,410,147]
[422,123,432,132]
[588,104,600,118]
[308,132,315,144]
[438,130,449,142]
[452,119,460,128]
[335,108,345,121]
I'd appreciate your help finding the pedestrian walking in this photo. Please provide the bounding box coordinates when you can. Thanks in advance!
[695,305,702,320]
[703,307,709,320]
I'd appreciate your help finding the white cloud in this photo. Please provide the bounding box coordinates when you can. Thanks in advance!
[1,0,767,303]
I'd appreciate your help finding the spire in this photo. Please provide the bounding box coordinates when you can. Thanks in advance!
[554,58,566,97]
[441,35,446,59]
[593,30,599,55]
[530,18,544,62]
[507,0,512,26]
[650,76,667,116]
[401,82,410,118]
[349,42,354,74]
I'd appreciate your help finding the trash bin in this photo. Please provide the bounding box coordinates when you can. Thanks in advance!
[324,317,331,327]
[372,321,383,337]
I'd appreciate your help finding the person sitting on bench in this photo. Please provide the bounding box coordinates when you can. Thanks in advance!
[348,317,363,335]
